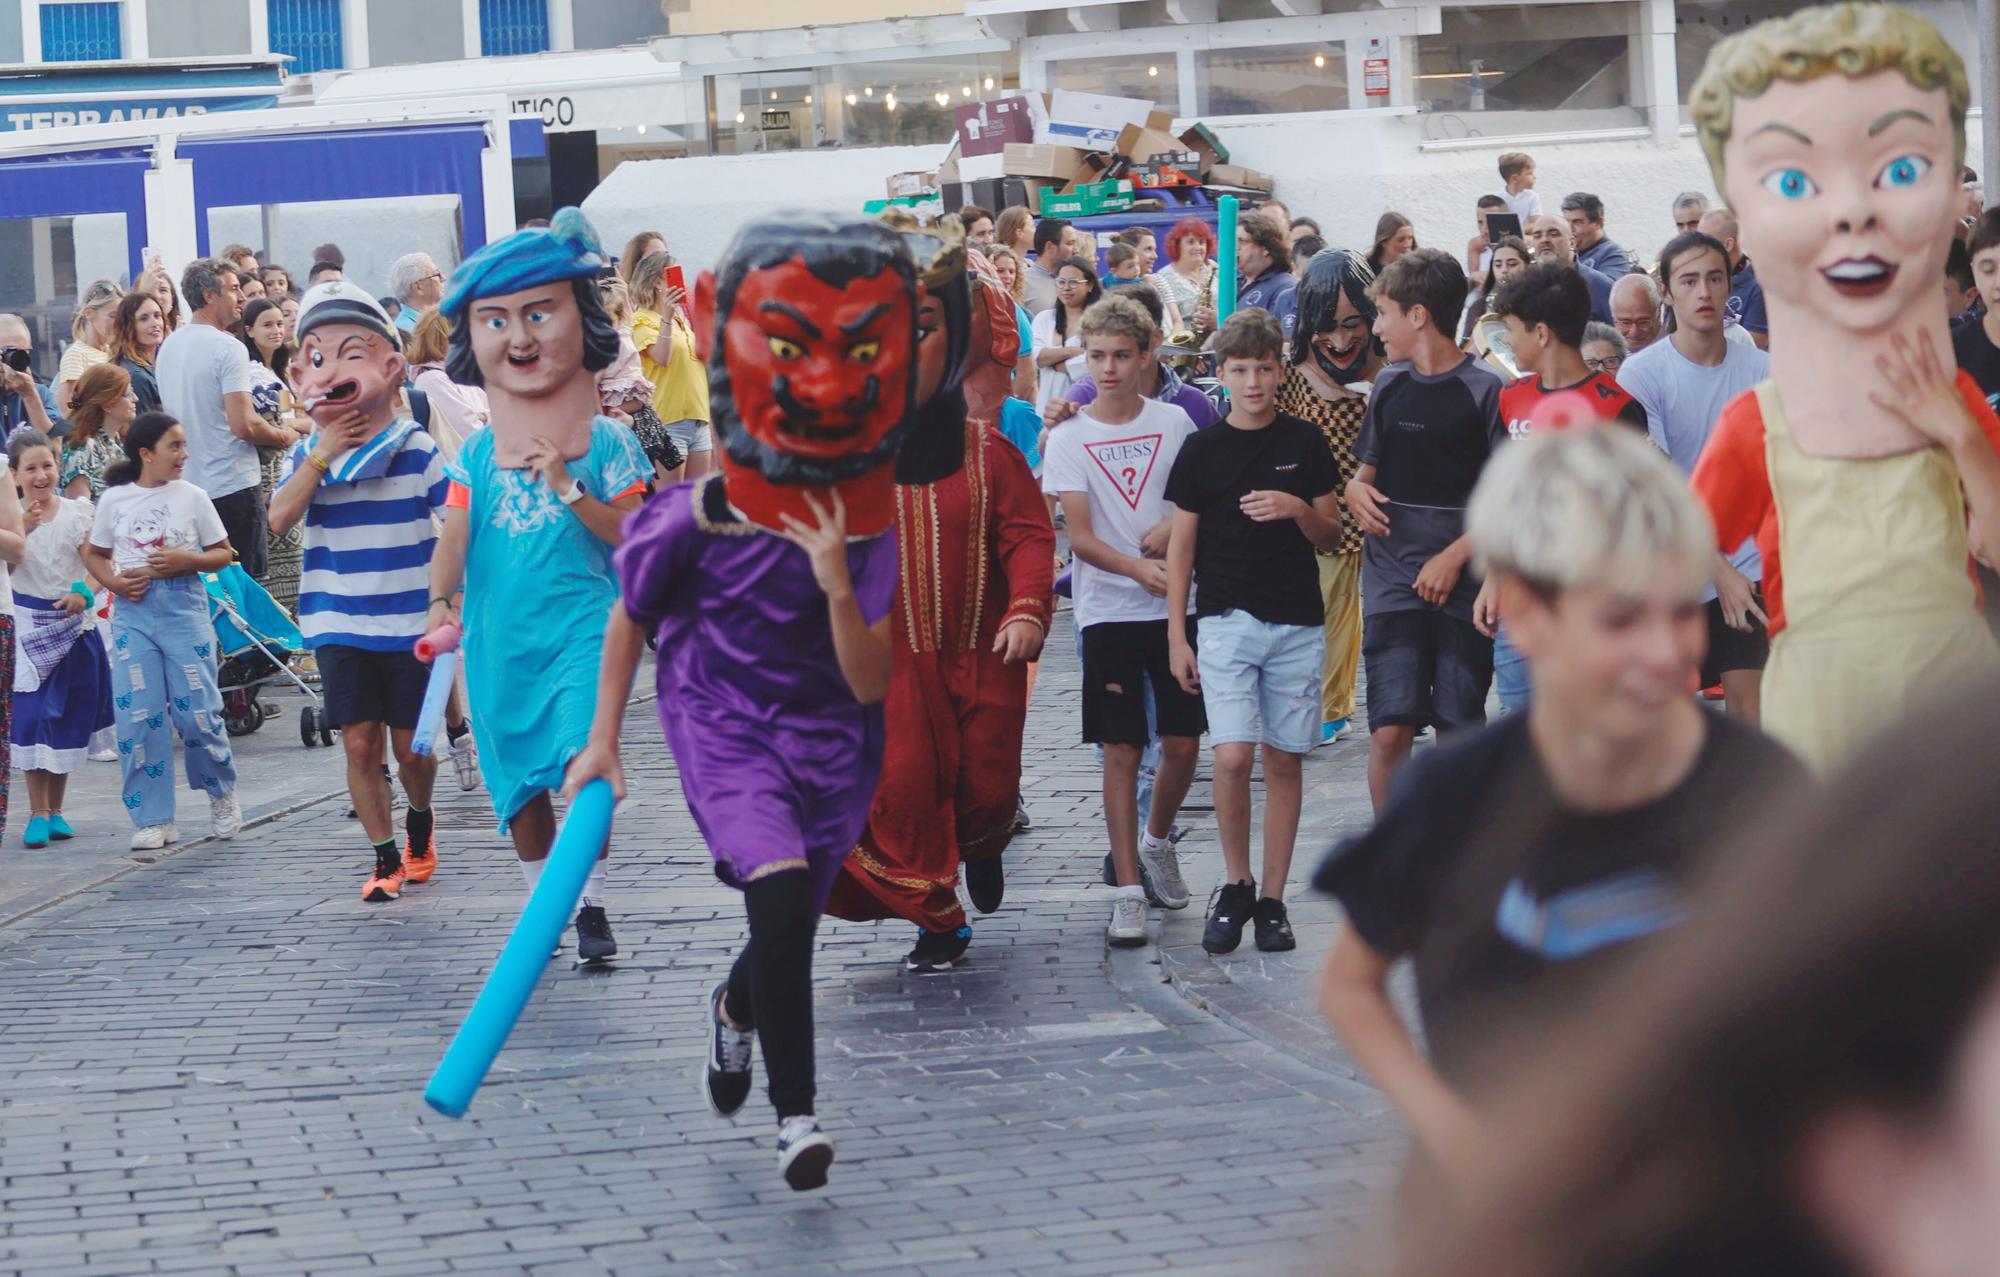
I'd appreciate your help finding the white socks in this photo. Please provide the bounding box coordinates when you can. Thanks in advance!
[1141,830,1168,853]
[518,858,608,908]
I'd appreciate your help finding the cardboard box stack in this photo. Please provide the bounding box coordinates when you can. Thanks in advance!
[930,91,1275,219]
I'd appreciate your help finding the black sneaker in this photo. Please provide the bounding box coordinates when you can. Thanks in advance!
[1202,879,1258,955]
[701,980,754,1119]
[574,905,618,963]
[905,924,973,972]
[777,1115,835,1191]
[965,859,1004,914]
[1253,897,1297,952]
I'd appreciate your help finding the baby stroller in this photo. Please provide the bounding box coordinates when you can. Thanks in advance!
[202,565,333,747]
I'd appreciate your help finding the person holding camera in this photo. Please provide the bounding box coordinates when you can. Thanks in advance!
[0,314,66,440]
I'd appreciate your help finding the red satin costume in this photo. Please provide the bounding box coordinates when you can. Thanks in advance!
[824,419,1055,930]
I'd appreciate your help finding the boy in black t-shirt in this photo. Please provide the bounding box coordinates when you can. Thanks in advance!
[1953,209,2000,407]
[1165,310,1344,954]
[1344,248,1508,814]
[1315,427,1806,1177]
[1952,209,2000,635]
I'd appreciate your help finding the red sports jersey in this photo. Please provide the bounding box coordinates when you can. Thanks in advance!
[1500,370,1650,442]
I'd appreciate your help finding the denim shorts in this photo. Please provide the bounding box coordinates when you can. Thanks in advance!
[1195,609,1324,754]
[661,418,713,454]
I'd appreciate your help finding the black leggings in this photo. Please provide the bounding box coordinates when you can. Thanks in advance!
[721,869,820,1120]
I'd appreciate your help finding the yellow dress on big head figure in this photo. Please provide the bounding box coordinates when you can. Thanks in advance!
[1756,382,2000,774]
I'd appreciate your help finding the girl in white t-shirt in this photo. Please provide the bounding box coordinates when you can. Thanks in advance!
[9,432,114,847]
[81,412,242,851]
[0,444,23,845]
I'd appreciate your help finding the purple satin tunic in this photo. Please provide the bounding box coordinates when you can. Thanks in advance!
[614,476,899,905]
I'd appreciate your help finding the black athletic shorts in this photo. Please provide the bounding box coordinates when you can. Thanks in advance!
[318,643,431,730]
[1701,591,1770,687]
[1362,608,1492,732]
[1080,619,1207,746]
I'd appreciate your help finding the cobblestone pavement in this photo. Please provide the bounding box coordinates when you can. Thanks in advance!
[0,609,1405,1276]
[0,682,353,925]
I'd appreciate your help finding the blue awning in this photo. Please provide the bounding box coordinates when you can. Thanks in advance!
[510,116,545,160]
[182,122,494,254]
[0,145,150,274]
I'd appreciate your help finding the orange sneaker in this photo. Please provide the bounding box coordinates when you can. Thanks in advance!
[404,830,438,884]
[362,860,406,903]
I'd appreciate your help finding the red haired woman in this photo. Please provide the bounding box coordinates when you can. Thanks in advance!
[1154,216,1219,340]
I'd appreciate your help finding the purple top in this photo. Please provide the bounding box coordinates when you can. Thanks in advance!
[614,476,900,890]
[1065,366,1221,428]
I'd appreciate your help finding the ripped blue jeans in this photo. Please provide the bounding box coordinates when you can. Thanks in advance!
[108,576,237,829]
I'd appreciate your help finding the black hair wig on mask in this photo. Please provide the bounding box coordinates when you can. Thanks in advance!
[893,229,972,485]
[444,275,621,389]
[1291,247,1385,380]
[707,211,929,488]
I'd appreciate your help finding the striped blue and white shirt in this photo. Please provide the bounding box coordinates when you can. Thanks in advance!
[285,422,449,652]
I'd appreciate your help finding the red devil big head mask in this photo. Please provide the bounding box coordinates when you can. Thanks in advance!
[695,212,924,536]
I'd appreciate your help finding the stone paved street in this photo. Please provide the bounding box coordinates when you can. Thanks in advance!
[0,606,1406,1276]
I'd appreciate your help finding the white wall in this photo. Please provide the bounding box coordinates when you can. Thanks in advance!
[577,114,1989,280]
[1191,111,1985,273]
[206,195,465,302]
[581,143,952,275]
[73,214,132,289]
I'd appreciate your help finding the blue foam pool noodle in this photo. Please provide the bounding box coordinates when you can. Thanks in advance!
[423,779,616,1118]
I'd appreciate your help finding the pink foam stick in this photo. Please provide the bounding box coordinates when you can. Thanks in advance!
[415,623,461,663]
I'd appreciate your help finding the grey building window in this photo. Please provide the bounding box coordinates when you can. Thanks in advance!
[149,0,252,57]
[366,0,465,65]
[572,0,666,49]
[0,0,23,61]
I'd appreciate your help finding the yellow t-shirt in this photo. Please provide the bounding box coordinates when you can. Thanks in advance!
[631,307,710,426]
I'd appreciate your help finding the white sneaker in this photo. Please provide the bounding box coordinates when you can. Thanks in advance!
[776,1116,835,1191]
[130,823,179,851]
[210,793,242,840]
[1107,893,1149,946]
[88,748,117,763]
[1137,837,1191,909]
[447,729,481,792]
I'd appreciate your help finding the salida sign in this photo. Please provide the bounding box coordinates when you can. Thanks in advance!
[2,94,279,132]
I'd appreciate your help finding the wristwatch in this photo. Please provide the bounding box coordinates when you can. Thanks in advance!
[558,479,585,506]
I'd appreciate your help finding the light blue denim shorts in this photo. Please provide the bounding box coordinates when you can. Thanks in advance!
[1195,609,1324,754]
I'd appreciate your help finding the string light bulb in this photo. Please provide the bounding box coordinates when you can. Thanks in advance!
[734,110,745,123]
[845,93,857,105]
[885,92,897,111]
[983,76,994,90]
[864,85,873,97]
[1147,65,1159,77]
[1314,53,1326,68]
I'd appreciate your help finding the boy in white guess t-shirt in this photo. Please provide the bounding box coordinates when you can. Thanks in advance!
[1040,295,1202,947]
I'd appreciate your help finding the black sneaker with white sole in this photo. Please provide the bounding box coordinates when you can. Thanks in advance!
[701,980,754,1118]
[574,906,618,964]
[1202,879,1258,955]
[777,1116,835,1191]
[1253,896,1297,952]
[905,924,973,972]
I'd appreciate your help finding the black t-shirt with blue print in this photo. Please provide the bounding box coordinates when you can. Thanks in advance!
[1314,711,1805,1084]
